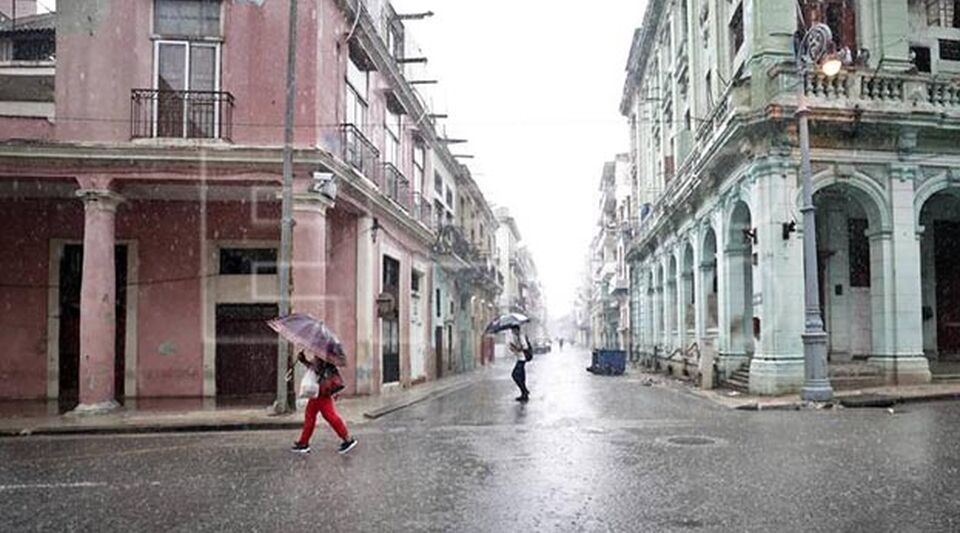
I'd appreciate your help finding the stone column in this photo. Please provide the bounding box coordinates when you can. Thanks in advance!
[291,193,333,393]
[74,188,123,414]
[748,165,805,395]
[867,167,931,384]
[354,215,376,394]
[662,255,673,350]
[697,260,717,388]
[653,270,663,351]
[713,213,731,361]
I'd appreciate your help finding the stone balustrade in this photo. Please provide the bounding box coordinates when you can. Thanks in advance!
[771,65,960,113]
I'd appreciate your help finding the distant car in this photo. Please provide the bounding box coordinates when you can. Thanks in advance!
[532,338,552,354]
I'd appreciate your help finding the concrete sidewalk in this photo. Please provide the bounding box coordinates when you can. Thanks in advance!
[0,364,493,437]
[622,368,960,410]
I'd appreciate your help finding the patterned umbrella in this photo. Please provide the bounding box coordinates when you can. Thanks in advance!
[267,313,347,367]
[484,312,531,334]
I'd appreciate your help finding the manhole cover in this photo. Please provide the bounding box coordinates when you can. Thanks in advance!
[666,436,716,446]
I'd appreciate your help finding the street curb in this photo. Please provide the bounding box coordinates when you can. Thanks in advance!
[646,369,960,412]
[362,380,477,419]
[0,421,305,438]
[0,368,491,438]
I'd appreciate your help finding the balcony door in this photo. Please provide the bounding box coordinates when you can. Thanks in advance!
[154,40,220,138]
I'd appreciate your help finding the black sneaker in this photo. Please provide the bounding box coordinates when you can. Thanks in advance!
[338,438,358,455]
[290,442,311,454]
[515,395,530,403]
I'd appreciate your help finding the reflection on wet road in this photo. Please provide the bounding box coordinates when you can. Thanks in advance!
[2,348,959,532]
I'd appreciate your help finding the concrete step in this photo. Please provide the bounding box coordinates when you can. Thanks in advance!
[932,373,960,383]
[723,373,750,393]
[829,376,888,390]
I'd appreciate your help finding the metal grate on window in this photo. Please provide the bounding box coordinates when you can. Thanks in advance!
[941,39,960,61]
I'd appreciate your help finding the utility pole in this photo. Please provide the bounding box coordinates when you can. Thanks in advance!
[275,0,299,414]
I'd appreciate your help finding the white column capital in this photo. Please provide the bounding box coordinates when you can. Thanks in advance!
[76,189,124,212]
[292,193,335,215]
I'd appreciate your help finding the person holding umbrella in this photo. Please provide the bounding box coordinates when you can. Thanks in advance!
[268,313,358,455]
[291,350,357,455]
[509,326,533,402]
[485,313,533,402]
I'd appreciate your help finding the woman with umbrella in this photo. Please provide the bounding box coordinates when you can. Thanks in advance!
[487,313,533,402]
[268,314,358,455]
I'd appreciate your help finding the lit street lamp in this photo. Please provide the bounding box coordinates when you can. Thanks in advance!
[796,23,838,402]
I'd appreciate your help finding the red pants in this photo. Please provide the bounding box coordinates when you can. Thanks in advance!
[297,395,348,444]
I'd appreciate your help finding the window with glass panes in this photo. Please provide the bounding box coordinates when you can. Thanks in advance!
[413,143,426,194]
[346,57,369,132]
[927,0,960,28]
[153,0,222,138]
[384,110,401,167]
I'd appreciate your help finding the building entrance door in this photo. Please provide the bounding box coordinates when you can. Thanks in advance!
[215,304,278,402]
[435,326,444,378]
[935,221,960,356]
[382,256,401,384]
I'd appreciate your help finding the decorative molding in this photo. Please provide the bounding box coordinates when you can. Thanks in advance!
[75,188,124,212]
[889,163,919,183]
[897,127,919,155]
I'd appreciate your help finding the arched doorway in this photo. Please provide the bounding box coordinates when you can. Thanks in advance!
[666,254,678,349]
[645,269,655,354]
[726,201,755,357]
[655,263,665,348]
[920,188,960,360]
[813,184,884,362]
[682,243,696,341]
[701,227,719,332]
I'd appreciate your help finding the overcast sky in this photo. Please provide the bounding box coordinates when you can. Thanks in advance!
[394,0,645,319]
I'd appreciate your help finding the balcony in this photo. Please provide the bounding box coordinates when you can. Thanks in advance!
[609,274,629,295]
[382,162,411,211]
[131,89,234,141]
[768,65,960,120]
[341,123,381,184]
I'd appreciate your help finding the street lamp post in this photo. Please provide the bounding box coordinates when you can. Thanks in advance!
[796,23,839,402]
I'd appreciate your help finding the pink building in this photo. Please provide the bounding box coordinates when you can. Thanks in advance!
[0,0,501,412]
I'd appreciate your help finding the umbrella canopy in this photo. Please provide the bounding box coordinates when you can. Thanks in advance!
[267,313,347,367]
[484,312,530,334]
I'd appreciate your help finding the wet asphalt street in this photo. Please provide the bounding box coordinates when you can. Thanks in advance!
[2,347,960,532]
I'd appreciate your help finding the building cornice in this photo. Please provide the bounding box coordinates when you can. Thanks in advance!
[620,0,667,116]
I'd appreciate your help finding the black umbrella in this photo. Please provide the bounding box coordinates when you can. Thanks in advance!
[485,312,530,334]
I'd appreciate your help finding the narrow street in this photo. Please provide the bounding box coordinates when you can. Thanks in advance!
[2,348,959,532]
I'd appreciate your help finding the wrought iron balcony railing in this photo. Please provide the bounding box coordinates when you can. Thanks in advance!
[131,89,234,141]
[341,123,381,184]
[382,162,411,211]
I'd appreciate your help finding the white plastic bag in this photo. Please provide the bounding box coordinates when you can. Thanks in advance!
[299,368,319,399]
